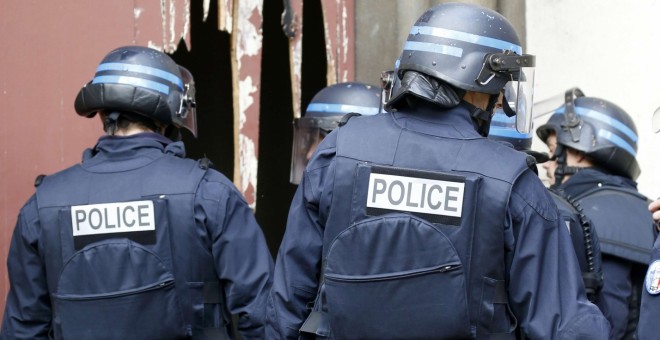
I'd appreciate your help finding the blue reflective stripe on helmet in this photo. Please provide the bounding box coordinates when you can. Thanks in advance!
[96,62,183,90]
[598,129,636,157]
[556,106,638,143]
[489,126,532,139]
[409,26,522,55]
[576,106,638,142]
[402,41,463,58]
[307,103,380,116]
[92,75,170,95]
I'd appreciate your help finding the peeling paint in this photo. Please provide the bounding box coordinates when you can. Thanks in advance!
[239,134,258,208]
[203,0,210,21]
[168,0,176,52]
[292,37,303,117]
[183,0,191,49]
[236,0,264,69]
[218,0,233,33]
[341,0,349,81]
[160,0,168,51]
[238,76,257,129]
[238,75,259,206]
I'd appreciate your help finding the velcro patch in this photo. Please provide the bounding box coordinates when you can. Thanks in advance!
[646,260,660,295]
[70,200,156,249]
[366,166,465,225]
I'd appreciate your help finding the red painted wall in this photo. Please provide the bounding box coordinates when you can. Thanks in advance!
[0,0,187,318]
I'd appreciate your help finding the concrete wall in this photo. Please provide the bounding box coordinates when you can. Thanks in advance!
[354,0,524,86]
[527,0,660,196]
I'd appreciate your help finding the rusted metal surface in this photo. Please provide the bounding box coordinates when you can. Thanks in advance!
[232,0,264,209]
[282,0,304,119]
[321,0,355,85]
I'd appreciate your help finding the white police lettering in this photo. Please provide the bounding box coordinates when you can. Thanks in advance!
[367,173,464,217]
[70,201,155,236]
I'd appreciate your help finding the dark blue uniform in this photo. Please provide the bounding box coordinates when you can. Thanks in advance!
[266,103,610,339]
[1,133,273,339]
[557,168,653,339]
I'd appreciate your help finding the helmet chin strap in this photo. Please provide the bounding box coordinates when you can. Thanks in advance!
[464,94,500,137]
[551,144,581,188]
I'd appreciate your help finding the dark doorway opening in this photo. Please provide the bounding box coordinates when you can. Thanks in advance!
[257,0,327,256]
[170,0,327,257]
[170,1,234,178]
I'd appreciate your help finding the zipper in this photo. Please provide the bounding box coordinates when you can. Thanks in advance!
[56,279,174,301]
[325,263,461,282]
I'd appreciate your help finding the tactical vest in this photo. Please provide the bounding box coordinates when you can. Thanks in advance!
[301,112,529,339]
[571,186,654,264]
[571,185,654,339]
[35,153,229,340]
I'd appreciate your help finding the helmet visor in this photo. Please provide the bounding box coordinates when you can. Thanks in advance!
[176,66,198,137]
[290,119,323,185]
[654,106,660,133]
[502,67,535,134]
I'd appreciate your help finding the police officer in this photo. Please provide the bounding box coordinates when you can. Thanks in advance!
[637,106,660,339]
[267,3,609,339]
[1,46,273,339]
[537,87,654,339]
[489,109,607,311]
[290,82,381,184]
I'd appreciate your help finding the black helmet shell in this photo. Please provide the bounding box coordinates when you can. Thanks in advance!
[536,96,640,179]
[302,82,381,131]
[74,46,185,127]
[397,2,522,95]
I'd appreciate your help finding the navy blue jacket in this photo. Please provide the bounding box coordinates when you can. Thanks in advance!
[266,103,610,339]
[1,133,273,339]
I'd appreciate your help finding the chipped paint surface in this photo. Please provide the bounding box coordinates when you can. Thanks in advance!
[218,0,233,33]
[232,0,264,208]
[238,76,258,206]
[292,37,303,118]
[235,0,263,67]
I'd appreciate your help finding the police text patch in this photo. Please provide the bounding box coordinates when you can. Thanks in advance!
[366,166,465,225]
[70,200,157,249]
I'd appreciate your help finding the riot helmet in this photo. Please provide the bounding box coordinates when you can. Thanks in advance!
[290,82,381,184]
[387,2,536,134]
[536,87,640,184]
[74,45,197,137]
[488,108,549,166]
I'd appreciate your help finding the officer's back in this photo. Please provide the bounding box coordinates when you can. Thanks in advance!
[266,3,610,339]
[1,46,273,340]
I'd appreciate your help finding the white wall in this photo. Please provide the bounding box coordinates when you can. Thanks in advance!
[527,0,660,197]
